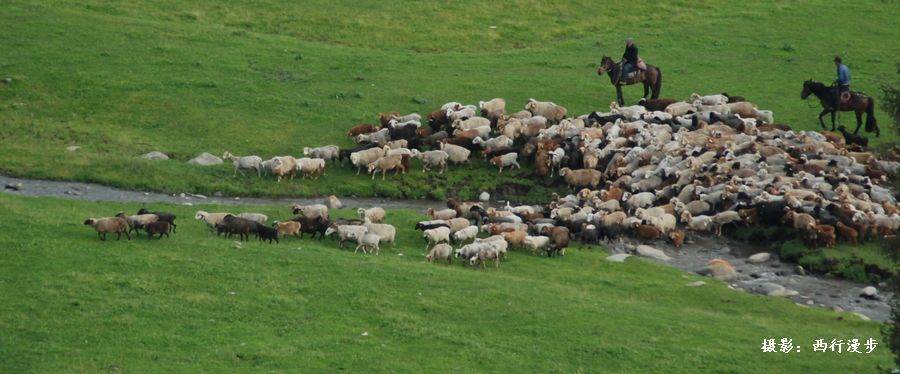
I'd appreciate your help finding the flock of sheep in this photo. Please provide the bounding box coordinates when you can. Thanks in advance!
[84,92,898,270]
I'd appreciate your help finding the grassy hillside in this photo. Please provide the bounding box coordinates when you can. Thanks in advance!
[0,0,897,199]
[0,193,892,372]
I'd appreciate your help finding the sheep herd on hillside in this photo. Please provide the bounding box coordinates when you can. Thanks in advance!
[85,92,899,268]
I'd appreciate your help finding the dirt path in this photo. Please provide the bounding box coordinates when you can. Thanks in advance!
[2,174,891,321]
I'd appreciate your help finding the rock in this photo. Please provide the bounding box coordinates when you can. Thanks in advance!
[829,294,839,298]
[860,286,879,300]
[65,146,80,152]
[213,191,224,197]
[605,253,631,263]
[187,152,222,166]
[4,183,22,191]
[832,306,844,313]
[794,265,807,276]
[852,312,870,321]
[700,259,737,281]
[806,300,814,305]
[634,245,671,261]
[325,195,343,209]
[64,190,81,196]
[479,191,491,202]
[686,281,706,287]
[749,273,761,279]
[141,151,169,160]
[748,252,771,263]
[179,193,186,198]
[719,246,731,254]
[759,282,799,297]
[182,202,193,206]
[1,77,12,84]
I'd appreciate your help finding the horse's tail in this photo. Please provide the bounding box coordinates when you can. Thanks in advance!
[865,96,878,135]
[652,67,662,99]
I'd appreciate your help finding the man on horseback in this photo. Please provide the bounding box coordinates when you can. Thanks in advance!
[833,56,851,110]
[620,38,639,82]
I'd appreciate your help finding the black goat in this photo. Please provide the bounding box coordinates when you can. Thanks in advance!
[137,208,177,233]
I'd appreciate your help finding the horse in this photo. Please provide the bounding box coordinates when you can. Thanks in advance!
[801,79,879,137]
[597,56,662,105]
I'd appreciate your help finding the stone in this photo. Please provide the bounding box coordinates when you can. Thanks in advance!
[832,306,844,312]
[806,300,814,305]
[749,273,761,279]
[182,202,193,206]
[213,191,224,197]
[686,281,706,287]
[605,253,631,263]
[759,282,798,297]
[4,183,22,191]
[861,286,877,297]
[852,312,870,321]
[141,151,169,160]
[634,245,671,261]
[479,191,491,202]
[65,146,80,152]
[325,195,343,209]
[747,252,771,264]
[701,260,737,281]
[187,152,222,166]
[794,265,807,276]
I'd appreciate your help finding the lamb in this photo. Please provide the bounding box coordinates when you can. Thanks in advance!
[489,153,520,173]
[423,227,451,250]
[291,204,329,220]
[364,220,396,246]
[452,225,479,244]
[115,212,158,234]
[355,233,382,254]
[522,235,551,255]
[302,145,340,162]
[410,149,449,174]
[455,242,490,263]
[357,207,386,223]
[222,151,263,177]
[271,156,297,182]
[295,157,327,179]
[559,168,602,189]
[426,208,457,220]
[137,208,176,233]
[426,243,453,264]
[669,229,686,250]
[350,147,386,175]
[237,212,268,224]
[83,217,130,241]
[525,98,567,123]
[273,221,302,239]
[367,155,405,180]
[472,246,501,268]
[323,224,367,248]
[195,211,232,231]
[475,236,509,259]
[835,221,858,244]
[440,142,471,165]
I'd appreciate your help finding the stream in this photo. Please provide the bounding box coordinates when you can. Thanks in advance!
[1,174,892,322]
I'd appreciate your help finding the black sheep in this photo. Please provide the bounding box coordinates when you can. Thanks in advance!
[254,223,279,244]
[291,216,329,239]
[221,214,254,241]
[580,224,600,246]
[414,222,451,231]
[837,125,868,147]
[144,221,171,240]
[137,208,177,233]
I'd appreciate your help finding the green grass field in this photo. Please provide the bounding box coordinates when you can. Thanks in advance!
[0,193,893,372]
[0,0,897,199]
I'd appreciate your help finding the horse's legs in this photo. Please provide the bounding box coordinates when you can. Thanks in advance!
[643,82,649,99]
[817,109,829,129]
[617,85,624,105]
[830,110,836,131]
[854,110,863,134]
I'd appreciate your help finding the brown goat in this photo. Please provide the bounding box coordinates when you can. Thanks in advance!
[668,229,685,250]
[835,222,858,244]
[347,124,379,137]
[378,112,400,127]
[632,222,662,240]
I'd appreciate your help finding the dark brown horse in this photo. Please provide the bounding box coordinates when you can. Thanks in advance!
[801,79,879,137]
[597,56,662,105]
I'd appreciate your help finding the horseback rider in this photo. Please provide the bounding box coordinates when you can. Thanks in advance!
[833,56,851,109]
[620,38,638,82]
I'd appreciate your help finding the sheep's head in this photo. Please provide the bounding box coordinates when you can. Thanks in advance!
[83,219,95,226]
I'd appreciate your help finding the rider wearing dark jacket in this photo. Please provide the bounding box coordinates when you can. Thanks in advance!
[621,38,638,80]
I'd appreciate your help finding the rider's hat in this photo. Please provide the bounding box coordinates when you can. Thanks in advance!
[834,56,842,63]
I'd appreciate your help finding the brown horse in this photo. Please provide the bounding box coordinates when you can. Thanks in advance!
[801,79,879,137]
[597,56,662,105]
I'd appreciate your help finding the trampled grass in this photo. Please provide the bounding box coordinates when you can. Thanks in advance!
[0,0,897,199]
[0,193,893,372]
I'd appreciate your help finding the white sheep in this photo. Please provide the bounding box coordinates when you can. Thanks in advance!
[472,135,513,149]
[271,156,297,182]
[440,142,471,165]
[609,101,646,120]
[358,207,386,223]
[302,145,339,162]
[525,98,567,123]
[711,211,742,236]
[222,152,263,177]
[324,225,368,248]
[522,235,551,254]
[350,147,386,175]
[355,128,391,145]
[291,204,329,220]
[295,157,326,179]
[624,192,656,214]
[390,112,422,123]
[452,225,479,244]
[410,149,449,173]
[355,233,382,254]
[384,139,408,150]
[452,117,491,131]
[426,243,454,264]
[489,152,520,173]
[195,211,233,231]
[423,226,451,250]
[426,208,457,220]
[237,212,268,224]
[664,102,694,117]
[364,220,396,246]
[690,93,728,105]
[447,106,477,122]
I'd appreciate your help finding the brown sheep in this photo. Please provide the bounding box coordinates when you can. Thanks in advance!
[427,110,449,129]
[378,112,400,127]
[804,224,836,248]
[367,155,405,180]
[500,230,527,248]
[668,229,685,250]
[559,168,602,189]
[83,217,130,241]
[738,207,758,226]
[601,187,624,202]
[347,124,379,137]
[540,226,570,256]
[274,221,302,239]
[835,222,858,244]
[782,210,816,231]
[638,98,677,111]
[632,222,662,240]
